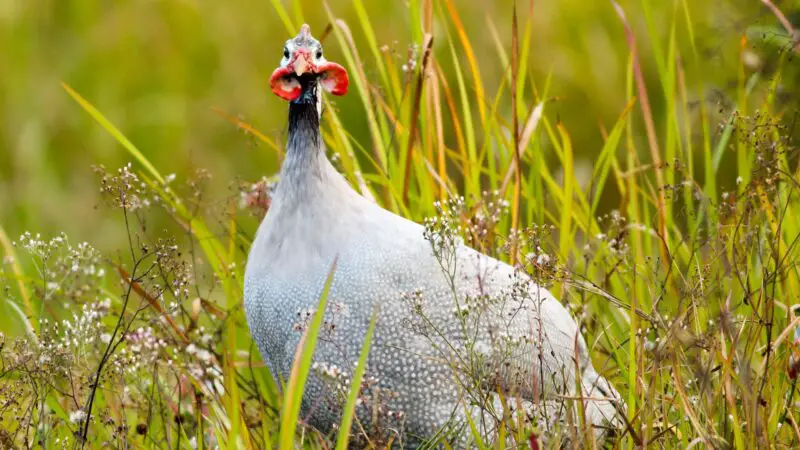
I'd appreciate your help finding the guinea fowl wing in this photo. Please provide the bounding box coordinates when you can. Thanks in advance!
[368,202,617,402]
[354,204,624,441]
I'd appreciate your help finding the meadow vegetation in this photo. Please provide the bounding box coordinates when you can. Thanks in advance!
[1,0,800,448]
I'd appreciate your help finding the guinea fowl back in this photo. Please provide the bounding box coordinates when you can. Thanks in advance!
[244,25,623,448]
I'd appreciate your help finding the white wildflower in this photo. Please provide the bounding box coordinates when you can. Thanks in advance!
[535,253,551,266]
[69,409,87,424]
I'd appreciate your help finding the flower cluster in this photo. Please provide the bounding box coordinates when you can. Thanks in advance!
[54,300,112,356]
[293,307,316,332]
[16,231,67,259]
[114,326,168,375]
[148,237,194,302]
[292,303,343,338]
[593,210,632,258]
[184,340,224,397]
[423,196,467,276]
[94,163,153,211]
[401,42,420,73]
[16,232,106,300]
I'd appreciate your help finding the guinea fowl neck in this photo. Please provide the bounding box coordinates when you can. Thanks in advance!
[286,100,321,167]
[277,93,337,204]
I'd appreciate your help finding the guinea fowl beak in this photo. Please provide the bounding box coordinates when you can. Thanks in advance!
[290,49,312,76]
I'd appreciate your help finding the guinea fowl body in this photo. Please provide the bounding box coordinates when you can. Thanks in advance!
[244,100,621,446]
[246,27,621,446]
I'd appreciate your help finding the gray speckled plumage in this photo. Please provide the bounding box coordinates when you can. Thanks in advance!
[245,27,622,448]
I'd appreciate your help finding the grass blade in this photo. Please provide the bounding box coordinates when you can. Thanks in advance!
[590,98,635,216]
[557,123,575,259]
[334,308,378,450]
[0,225,33,323]
[279,258,338,450]
[61,82,165,185]
[269,0,296,35]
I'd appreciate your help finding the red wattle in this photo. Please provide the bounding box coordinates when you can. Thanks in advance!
[270,67,301,101]
[317,62,349,96]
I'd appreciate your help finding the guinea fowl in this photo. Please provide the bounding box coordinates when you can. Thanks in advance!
[244,25,622,447]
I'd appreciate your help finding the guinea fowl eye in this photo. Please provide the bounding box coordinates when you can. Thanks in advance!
[283,49,290,59]
[316,50,323,59]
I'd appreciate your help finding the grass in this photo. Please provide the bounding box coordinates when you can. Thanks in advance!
[1,0,800,448]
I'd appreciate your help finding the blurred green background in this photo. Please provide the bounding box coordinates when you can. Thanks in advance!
[0,0,797,252]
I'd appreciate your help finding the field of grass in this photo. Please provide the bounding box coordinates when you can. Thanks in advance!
[2,0,800,448]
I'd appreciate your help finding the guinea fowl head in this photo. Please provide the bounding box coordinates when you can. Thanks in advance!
[269,24,349,103]
[269,25,351,196]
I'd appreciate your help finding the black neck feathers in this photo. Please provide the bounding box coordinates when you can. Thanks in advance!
[282,75,324,186]
[287,75,320,150]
